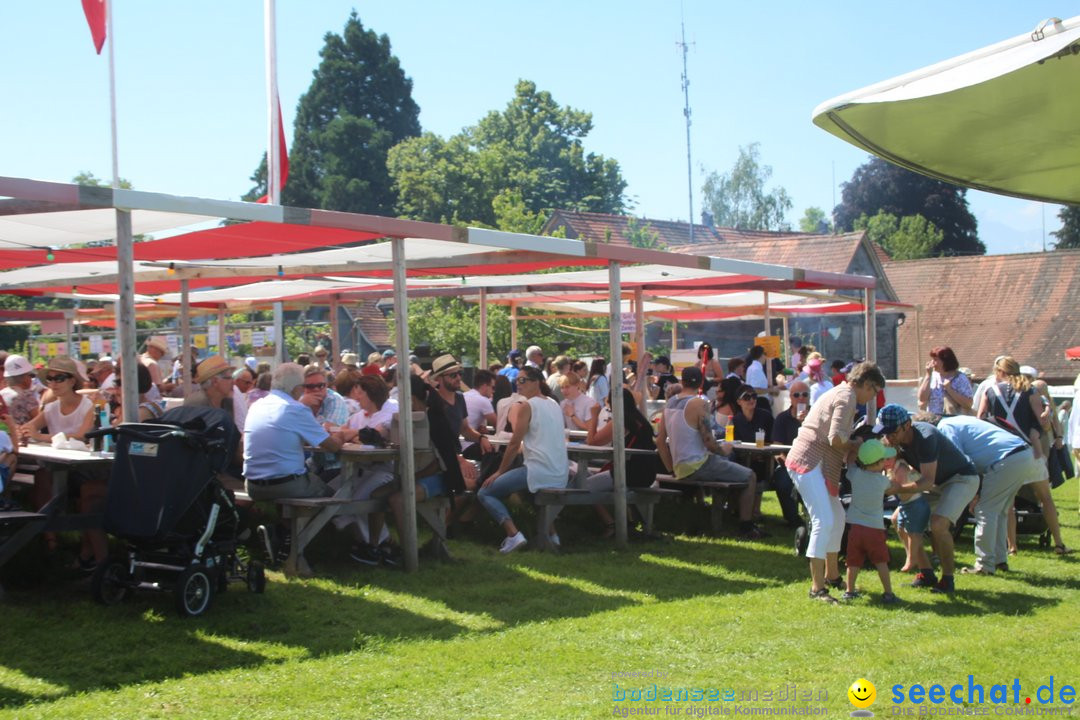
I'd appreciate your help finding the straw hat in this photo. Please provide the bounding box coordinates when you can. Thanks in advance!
[145,336,169,354]
[41,355,87,383]
[193,355,232,384]
[341,352,359,367]
[431,354,462,378]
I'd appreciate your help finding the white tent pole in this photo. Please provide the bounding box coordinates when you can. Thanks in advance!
[671,320,678,354]
[273,303,284,365]
[392,237,418,572]
[116,210,138,422]
[180,279,192,398]
[479,288,488,370]
[106,0,119,188]
[217,305,227,357]
[608,261,627,548]
[634,287,647,415]
[510,301,518,352]
[763,290,771,336]
[264,0,280,205]
[329,294,340,372]
[782,316,790,367]
[914,306,923,380]
[65,311,74,360]
[865,286,877,422]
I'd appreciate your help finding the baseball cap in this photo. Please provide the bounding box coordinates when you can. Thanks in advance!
[382,348,396,358]
[1019,365,1037,378]
[873,403,911,434]
[507,348,523,361]
[680,365,703,386]
[858,439,897,466]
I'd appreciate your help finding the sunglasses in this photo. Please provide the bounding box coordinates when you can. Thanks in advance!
[791,391,810,398]
[442,371,462,379]
[46,373,73,383]
[738,392,757,401]
[517,376,537,385]
[302,382,327,391]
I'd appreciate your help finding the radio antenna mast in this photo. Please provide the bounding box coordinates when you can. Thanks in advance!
[678,16,695,242]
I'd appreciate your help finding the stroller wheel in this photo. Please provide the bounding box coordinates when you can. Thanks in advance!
[92,560,131,606]
[247,561,267,594]
[175,564,214,617]
[1038,530,1051,548]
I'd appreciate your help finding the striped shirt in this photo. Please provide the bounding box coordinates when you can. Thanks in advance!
[785,383,856,493]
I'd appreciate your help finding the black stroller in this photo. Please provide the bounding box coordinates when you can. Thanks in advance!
[89,406,265,617]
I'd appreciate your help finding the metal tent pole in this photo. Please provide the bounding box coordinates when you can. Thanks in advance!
[392,237,418,572]
[608,262,627,549]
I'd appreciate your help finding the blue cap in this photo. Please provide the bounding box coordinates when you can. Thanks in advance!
[382,348,396,358]
[508,348,523,360]
[873,403,911,434]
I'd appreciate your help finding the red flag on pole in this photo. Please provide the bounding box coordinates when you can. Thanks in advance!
[81,0,107,54]
[256,97,289,204]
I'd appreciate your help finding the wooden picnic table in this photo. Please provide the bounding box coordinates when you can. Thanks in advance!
[0,444,115,582]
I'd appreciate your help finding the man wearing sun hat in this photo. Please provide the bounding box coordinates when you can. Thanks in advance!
[2,354,41,426]
[877,403,978,594]
[140,335,174,400]
[185,355,237,418]
[430,354,492,462]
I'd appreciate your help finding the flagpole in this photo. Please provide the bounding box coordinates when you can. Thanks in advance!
[265,0,280,205]
[103,0,138,421]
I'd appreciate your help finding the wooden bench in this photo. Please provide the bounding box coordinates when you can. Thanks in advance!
[531,485,682,552]
[656,473,745,533]
[274,494,451,577]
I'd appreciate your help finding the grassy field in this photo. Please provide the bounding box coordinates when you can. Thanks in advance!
[2,479,1077,719]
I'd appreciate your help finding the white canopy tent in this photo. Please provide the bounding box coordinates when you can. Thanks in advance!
[812,15,1080,204]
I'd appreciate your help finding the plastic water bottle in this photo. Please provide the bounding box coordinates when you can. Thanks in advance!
[99,404,114,453]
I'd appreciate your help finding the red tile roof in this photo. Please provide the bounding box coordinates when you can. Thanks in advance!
[885,250,1080,382]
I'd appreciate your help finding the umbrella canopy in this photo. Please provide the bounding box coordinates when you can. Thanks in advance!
[812,16,1080,204]
[1067,346,1080,360]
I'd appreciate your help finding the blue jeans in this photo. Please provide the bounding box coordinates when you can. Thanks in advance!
[477,466,530,526]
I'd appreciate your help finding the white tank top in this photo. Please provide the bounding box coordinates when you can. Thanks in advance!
[43,396,93,438]
[664,395,708,476]
[522,396,569,491]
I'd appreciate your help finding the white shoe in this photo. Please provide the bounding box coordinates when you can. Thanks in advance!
[499,531,527,554]
[549,533,561,548]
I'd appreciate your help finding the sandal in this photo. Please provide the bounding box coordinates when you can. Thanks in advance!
[1054,545,1072,556]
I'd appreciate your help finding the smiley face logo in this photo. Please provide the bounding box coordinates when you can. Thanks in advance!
[848,678,877,709]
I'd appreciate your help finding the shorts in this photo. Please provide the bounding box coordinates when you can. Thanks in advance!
[929,474,979,525]
[897,496,931,534]
[417,473,445,499]
[846,524,890,567]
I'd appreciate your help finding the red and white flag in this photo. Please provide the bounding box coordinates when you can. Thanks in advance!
[81,0,107,54]
[256,96,289,203]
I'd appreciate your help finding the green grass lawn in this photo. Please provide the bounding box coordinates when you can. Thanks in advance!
[2,479,1078,719]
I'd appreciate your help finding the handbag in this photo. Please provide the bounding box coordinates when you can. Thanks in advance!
[1047,441,1074,490]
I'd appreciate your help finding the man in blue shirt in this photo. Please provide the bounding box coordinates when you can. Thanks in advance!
[877,404,978,594]
[935,414,1040,575]
[243,363,346,501]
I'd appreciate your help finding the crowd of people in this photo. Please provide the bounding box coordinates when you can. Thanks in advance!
[1,335,1076,601]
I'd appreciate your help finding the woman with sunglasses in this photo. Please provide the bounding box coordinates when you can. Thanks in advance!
[19,356,106,570]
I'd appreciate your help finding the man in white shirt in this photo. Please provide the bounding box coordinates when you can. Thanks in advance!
[462,369,497,460]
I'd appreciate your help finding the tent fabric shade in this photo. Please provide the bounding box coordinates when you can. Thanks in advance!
[1067,346,1080,360]
[812,15,1080,204]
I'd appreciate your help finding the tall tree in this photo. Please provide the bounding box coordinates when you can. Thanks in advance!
[1051,205,1080,250]
[700,143,792,231]
[854,211,942,261]
[799,206,831,234]
[245,12,420,214]
[833,157,983,256]
[388,80,626,227]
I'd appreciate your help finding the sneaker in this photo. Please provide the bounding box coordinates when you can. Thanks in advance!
[548,533,561,548]
[881,592,902,605]
[959,566,993,576]
[499,532,527,554]
[910,572,937,589]
[996,562,1010,573]
[841,590,860,601]
[738,525,768,541]
[930,577,955,594]
[808,588,838,604]
[349,543,380,566]
[826,576,844,590]
[377,542,403,568]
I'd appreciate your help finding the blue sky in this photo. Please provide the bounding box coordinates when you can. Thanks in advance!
[1,2,1070,253]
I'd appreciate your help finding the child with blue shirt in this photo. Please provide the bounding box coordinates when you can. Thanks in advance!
[845,440,920,604]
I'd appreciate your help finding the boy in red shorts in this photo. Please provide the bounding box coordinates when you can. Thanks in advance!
[844,439,919,604]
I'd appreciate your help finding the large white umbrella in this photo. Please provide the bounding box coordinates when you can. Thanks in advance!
[812,16,1080,204]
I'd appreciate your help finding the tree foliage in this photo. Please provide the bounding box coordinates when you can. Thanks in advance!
[624,216,664,250]
[833,157,983,256]
[799,206,831,234]
[72,171,133,189]
[853,212,942,261]
[246,12,420,213]
[388,80,626,227]
[1051,205,1080,250]
[701,143,792,231]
